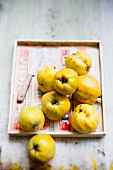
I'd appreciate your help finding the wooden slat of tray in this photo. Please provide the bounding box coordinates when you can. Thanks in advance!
[17,39,100,47]
[8,39,106,137]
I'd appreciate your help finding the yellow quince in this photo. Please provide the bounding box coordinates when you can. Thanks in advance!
[18,106,45,132]
[37,66,59,93]
[53,68,78,95]
[65,50,92,75]
[70,104,100,133]
[28,134,56,163]
[42,91,71,120]
[74,75,101,104]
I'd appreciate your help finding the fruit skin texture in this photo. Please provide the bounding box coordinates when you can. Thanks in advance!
[41,91,71,120]
[28,134,56,163]
[70,104,100,134]
[37,66,59,93]
[74,75,101,104]
[65,50,92,75]
[53,68,78,95]
[18,106,45,132]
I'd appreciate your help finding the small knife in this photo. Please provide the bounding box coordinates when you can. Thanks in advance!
[17,48,46,102]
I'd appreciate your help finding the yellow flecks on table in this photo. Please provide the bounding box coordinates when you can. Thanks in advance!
[110,164,113,170]
[91,153,98,170]
[69,165,80,170]
[45,164,53,170]
[59,166,65,170]
[12,163,21,170]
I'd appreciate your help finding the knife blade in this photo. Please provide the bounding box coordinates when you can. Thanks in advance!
[17,48,46,102]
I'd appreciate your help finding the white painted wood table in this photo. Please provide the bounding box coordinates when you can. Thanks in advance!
[0,0,113,169]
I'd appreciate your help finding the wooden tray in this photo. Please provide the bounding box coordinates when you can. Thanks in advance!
[8,39,106,137]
